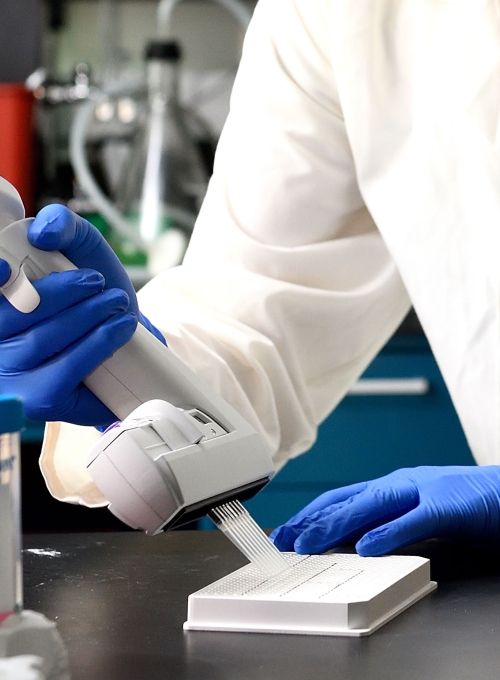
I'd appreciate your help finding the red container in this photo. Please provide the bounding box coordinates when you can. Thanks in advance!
[0,84,35,216]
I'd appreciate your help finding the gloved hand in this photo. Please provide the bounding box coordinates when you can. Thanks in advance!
[270,465,500,556]
[0,204,165,426]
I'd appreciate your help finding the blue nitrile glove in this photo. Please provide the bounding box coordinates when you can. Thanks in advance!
[0,204,165,426]
[270,465,500,557]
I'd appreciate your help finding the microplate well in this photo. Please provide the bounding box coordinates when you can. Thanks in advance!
[184,552,436,637]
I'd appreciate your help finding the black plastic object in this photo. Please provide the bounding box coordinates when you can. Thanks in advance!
[145,40,182,62]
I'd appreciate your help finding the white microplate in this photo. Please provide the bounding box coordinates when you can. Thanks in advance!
[184,553,437,637]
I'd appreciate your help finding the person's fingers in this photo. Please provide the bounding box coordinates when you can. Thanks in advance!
[293,483,420,554]
[0,259,11,286]
[270,524,303,551]
[48,313,138,389]
[270,484,369,550]
[28,312,138,423]
[355,504,436,556]
[0,289,130,370]
[57,383,119,427]
[283,482,369,526]
[29,206,138,313]
[0,270,106,340]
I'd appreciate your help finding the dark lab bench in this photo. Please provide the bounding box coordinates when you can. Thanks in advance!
[22,531,500,680]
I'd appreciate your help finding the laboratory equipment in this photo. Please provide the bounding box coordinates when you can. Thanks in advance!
[32,0,134,208]
[0,176,286,578]
[69,0,252,275]
[111,39,208,273]
[0,395,69,679]
[184,552,437,637]
[0,396,23,625]
[0,610,69,680]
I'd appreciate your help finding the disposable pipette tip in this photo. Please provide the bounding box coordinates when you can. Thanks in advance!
[209,500,289,578]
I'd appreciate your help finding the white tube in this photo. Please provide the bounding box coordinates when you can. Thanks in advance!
[157,0,253,37]
[157,0,183,36]
[211,0,253,29]
[347,378,430,396]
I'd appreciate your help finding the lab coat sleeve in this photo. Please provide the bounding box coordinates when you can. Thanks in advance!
[40,0,410,506]
[325,0,500,467]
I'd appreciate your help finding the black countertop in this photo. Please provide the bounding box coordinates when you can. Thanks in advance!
[22,531,500,680]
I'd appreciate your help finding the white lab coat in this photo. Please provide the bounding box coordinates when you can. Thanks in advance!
[40,0,500,507]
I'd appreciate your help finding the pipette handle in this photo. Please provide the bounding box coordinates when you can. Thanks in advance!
[0,214,252,434]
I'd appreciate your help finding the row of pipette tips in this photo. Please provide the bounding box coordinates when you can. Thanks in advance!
[208,500,289,578]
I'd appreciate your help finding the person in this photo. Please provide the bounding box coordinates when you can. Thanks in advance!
[2,0,500,555]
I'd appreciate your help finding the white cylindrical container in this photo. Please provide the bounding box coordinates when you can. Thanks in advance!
[0,396,23,624]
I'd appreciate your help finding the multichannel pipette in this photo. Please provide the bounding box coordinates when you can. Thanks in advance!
[0,177,288,578]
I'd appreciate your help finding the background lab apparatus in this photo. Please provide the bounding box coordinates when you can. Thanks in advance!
[0,395,69,680]
[112,39,209,275]
[68,0,252,280]
[0,396,23,625]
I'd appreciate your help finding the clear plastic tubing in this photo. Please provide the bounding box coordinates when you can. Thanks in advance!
[0,396,24,625]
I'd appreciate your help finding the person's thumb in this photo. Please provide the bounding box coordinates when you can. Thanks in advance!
[29,205,103,260]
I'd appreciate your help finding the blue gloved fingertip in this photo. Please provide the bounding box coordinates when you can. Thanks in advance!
[268,527,279,542]
[293,540,313,555]
[139,313,167,346]
[0,259,11,286]
[96,420,121,433]
[355,532,388,557]
[355,542,381,557]
[29,205,71,250]
[80,269,105,285]
[269,525,298,552]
